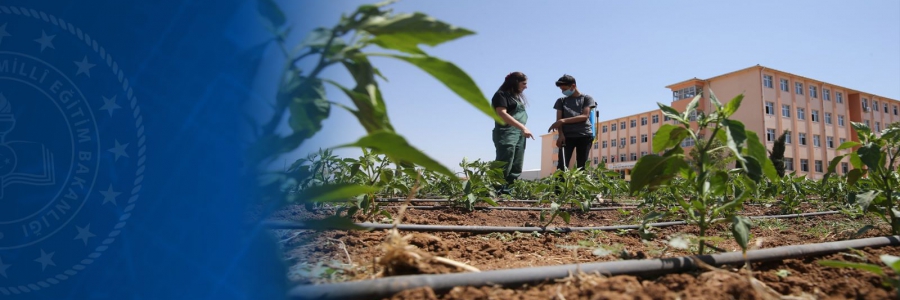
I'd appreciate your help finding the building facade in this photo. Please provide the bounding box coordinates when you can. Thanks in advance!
[540,65,900,180]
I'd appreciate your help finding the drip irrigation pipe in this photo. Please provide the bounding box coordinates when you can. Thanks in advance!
[381,206,637,212]
[288,235,900,300]
[265,211,840,233]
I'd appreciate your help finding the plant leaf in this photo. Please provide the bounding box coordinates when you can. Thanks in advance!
[257,0,286,28]
[731,216,752,253]
[297,183,381,203]
[360,12,475,55]
[836,141,861,151]
[722,94,744,118]
[819,260,884,276]
[338,130,455,177]
[372,53,503,123]
[652,124,689,153]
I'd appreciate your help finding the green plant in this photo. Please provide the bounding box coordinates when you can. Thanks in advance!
[629,90,778,254]
[819,254,900,298]
[448,158,503,210]
[826,122,900,234]
[251,1,502,228]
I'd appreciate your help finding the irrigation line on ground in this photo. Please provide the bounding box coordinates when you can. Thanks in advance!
[380,206,637,212]
[288,235,900,300]
[265,211,840,233]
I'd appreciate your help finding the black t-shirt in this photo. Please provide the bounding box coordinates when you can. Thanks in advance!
[492,90,523,128]
[553,94,596,137]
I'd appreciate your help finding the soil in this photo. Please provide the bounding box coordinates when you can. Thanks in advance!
[272,200,899,299]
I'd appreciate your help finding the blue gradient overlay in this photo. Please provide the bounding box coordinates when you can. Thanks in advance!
[0,1,285,299]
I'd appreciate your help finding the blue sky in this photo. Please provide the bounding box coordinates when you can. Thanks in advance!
[262,0,900,172]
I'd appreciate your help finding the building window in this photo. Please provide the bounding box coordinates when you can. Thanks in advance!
[641,117,647,126]
[781,104,791,118]
[874,101,880,112]
[825,112,832,125]
[664,115,671,121]
[611,123,616,131]
[785,157,794,171]
[602,156,608,163]
[602,141,608,148]
[836,92,843,103]
[841,162,848,174]
[766,128,776,142]
[894,105,898,116]
[811,110,819,122]
[620,138,626,146]
[795,82,804,95]
[784,131,792,144]
[630,153,637,161]
[876,122,881,132]
[815,160,823,173]
[602,125,608,133]
[765,102,775,115]
[630,136,637,144]
[885,103,890,113]
[863,98,869,112]
[594,157,598,165]
[681,137,695,147]
[620,122,626,129]
[763,75,773,88]
[838,115,845,126]
[594,142,599,149]
[689,110,698,121]
[799,133,807,145]
[813,135,821,147]
[652,115,659,123]
[672,86,701,101]
[641,134,648,143]
[610,156,616,162]
[800,159,809,172]
[823,89,831,101]
[865,120,871,127]
[641,151,647,157]
[827,136,834,148]
[809,86,818,98]
[797,107,806,120]
[780,79,789,91]
[620,154,626,162]
[611,139,616,147]
[630,120,637,128]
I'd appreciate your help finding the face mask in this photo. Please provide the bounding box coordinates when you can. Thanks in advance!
[562,88,575,97]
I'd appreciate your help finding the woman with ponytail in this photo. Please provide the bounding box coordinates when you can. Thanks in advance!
[491,71,533,195]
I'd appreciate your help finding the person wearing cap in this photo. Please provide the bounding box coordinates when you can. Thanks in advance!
[549,74,596,171]
[491,71,534,195]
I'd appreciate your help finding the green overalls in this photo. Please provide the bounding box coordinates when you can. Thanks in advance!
[492,98,528,188]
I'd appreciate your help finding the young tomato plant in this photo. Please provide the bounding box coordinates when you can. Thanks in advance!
[448,158,503,210]
[629,91,778,254]
[826,122,900,234]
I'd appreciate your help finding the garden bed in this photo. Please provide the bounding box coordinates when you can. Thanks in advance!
[272,202,898,299]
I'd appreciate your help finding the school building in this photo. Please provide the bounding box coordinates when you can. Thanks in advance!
[540,65,900,181]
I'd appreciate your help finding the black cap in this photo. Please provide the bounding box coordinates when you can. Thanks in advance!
[555,74,576,86]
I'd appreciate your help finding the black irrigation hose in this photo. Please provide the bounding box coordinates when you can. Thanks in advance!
[265,211,840,233]
[381,206,637,212]
[289,236,900,300]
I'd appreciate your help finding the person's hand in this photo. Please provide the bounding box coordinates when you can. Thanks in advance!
[556,135,566,147]
[548,120,562,133]
[522,128,535,140]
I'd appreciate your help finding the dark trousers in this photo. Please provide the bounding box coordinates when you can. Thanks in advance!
[557,136,592,171]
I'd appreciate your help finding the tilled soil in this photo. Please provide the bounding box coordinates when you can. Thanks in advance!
[273,201,899,299]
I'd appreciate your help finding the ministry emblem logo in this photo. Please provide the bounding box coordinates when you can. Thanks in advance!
[0,6,145,295]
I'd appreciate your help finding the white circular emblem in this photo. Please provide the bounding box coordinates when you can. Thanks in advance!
[0,6,145,295]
